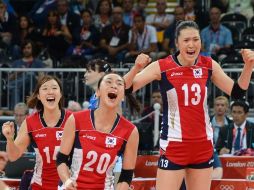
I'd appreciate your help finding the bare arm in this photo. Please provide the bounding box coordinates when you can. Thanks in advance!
[211,49,254,95]
[116,127,139,190]
[57,114,76,189]
[3,121,30,161]
[123,53,160,89]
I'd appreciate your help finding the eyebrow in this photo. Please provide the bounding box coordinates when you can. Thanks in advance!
[105,77,124,82]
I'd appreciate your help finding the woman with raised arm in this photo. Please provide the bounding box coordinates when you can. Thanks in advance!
[123,20,254,190]
[2,75,72,190]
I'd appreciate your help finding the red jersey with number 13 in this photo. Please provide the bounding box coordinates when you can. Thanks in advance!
[158,54,213,150]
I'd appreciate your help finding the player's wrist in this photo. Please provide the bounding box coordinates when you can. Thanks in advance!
[64,178,73,188]
[6,136,14,142]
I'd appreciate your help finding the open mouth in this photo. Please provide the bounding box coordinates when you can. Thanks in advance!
[46,97,55,102]
[187,51,195,55]
[108,92,117,100]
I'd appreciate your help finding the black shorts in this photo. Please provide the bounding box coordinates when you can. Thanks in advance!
[158,155,214,170]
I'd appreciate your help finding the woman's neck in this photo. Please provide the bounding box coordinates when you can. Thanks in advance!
[94,107,118,133]
[177,54,195,66]
[43,108,61,127]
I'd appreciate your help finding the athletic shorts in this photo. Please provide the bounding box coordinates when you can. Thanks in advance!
[158,154,214,170]
[159,140,214,168]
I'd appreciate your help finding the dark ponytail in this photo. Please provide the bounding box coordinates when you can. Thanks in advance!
[125,93,141,114]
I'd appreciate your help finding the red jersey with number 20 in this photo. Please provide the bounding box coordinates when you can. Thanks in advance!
[26,109,71,190]
[70,110,135,190]
[158,54,214,165]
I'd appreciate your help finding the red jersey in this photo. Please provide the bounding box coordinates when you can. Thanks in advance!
[26,109,72,190]
[158,53,214,164]
[70,110,135,190]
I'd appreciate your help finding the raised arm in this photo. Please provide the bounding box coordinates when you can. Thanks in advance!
[56,114,77,190]
[116,127,139,190]
[2,120,30,161]
[124,53,161,91]
[211,49,254,96]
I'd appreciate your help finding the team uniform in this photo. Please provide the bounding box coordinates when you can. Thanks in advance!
[69,110,135,189]
[26,109,72,190]
[158,52,214,169]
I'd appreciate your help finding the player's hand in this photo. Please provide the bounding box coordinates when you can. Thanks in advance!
[219,147,230,155]
[134,53,151,71]
[65,179,77,190]
[0,151,8,171]
[2,121,15,141]
[241,49,254,67]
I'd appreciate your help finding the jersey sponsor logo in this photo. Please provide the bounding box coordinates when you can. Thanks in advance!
[208,158,214,165]
[193,68,202,78]
[35,133,47,138]
[83,134,96,140]
[56,131,63,141]
[105,136,116,148]
[170,72,183,77]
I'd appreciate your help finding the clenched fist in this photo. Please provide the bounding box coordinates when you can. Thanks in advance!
[2,121,15,141]
[241,49,254,67]
[134,53,152,71]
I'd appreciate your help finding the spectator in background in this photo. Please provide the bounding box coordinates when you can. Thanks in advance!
[201,6,233,60]
[93,0,112,32]
[163,6,185,54]
[42,10,73,64]
[56,0,81,46]
[146,0,174,49]
[70,9,100,60]
[210,96,232,145]
[141,89,162,128]
[183,0,209,29]
[125,14,157,62]
[100,6,130,64]
[216,100,254,155]
[13,103,29,136]
[0,0,18,59]
[122,0,135,26]
[67,100,82,112]
[14,15,38,50]
[8,40,45,109]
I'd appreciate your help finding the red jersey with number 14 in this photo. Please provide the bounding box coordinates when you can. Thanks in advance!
[69,110,135,190]
[26,109,71,190]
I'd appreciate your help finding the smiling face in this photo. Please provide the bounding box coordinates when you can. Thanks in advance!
[96,73,125,109]
[37,79,62,110]
[176,27,201,65]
